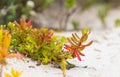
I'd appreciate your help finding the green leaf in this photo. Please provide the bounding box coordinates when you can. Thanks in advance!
[0,25,6,29]
[65,0,76,8]
[80,34,88,42]
[115,19,120,27]
[72,21,79,30]
[43,0,54,7]
[42,57,50,65]
[82,28,89,35]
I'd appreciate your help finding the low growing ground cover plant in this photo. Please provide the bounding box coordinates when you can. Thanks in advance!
[0,18,93,77]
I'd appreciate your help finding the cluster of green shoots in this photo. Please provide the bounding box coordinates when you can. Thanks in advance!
[0,18,92,77]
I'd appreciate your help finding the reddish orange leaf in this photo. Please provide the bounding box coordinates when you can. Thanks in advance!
[6,53,24,59]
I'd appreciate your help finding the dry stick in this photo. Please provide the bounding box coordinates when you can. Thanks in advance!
[58,0,65,30]
[63,7,78,30]
[63,72,66,77]
[0,64,3,77]
[59,15,64,30]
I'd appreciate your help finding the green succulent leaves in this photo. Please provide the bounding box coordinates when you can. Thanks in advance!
[2,18,93,77]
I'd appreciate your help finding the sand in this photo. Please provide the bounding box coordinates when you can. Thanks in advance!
[2,6,120,77]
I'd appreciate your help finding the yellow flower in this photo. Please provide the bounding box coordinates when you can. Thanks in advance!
[0,28,24,65]
[5,68,23,77]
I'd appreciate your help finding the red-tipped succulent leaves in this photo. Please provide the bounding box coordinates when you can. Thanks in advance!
[64,28,93,61]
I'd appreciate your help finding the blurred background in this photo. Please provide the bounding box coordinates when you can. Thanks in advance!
[0,0,120,30]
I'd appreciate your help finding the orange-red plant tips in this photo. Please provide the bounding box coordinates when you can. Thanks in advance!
[64,28,93,61]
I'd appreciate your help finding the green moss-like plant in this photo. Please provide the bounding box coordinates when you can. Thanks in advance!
[7,18,93,77]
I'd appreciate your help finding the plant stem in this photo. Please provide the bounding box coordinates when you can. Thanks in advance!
[63,71,66,77]
[0,64,3,77]
[63,7,78,30]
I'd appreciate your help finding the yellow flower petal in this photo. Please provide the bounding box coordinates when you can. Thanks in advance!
[4,73,12,77]
[0,28,3,45]
[3,31,11,48]
[11,68,16,76]
[11,68,23,77]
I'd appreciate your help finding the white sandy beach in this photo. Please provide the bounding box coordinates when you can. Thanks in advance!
[2,6,120,77]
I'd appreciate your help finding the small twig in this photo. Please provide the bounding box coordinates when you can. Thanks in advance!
[63,7,78,30]
[0,64,3,77]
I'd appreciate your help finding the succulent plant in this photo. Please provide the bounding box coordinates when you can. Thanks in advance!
[6,18,93,77]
